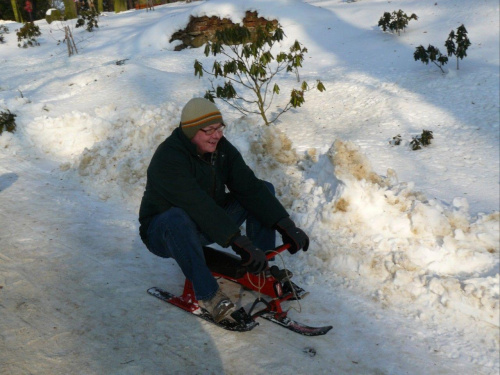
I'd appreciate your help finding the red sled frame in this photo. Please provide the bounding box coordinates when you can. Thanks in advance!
[168,244,332,332]
[167,244,293,314]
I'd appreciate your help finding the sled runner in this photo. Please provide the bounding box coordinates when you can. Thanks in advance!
[148,244,333,336]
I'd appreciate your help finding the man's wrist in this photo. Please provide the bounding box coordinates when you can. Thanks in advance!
[227,231,242,247]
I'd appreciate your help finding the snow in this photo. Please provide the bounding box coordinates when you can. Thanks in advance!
[0,0,499,373]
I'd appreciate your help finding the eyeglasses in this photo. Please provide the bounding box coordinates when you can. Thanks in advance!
[199,124,225,136]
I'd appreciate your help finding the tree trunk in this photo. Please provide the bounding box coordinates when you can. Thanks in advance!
[63,0,77,19]
[10,0,23,23]
[97,0,103,12]
[114,0,127,13]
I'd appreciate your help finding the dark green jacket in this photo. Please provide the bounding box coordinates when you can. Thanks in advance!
[139,127,288,247]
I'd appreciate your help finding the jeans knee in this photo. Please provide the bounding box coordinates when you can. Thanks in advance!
[165,207,195,227]
[147,207,197,258]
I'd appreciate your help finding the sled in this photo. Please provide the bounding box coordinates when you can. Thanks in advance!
[148,244,333,336]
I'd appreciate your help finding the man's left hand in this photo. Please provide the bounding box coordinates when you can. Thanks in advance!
[275,217,309,254]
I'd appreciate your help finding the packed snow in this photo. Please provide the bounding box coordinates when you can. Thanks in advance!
[0,0,498,374]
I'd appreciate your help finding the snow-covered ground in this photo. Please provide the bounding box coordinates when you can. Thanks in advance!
[0,0,498,374]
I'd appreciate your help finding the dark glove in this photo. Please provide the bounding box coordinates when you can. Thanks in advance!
[231,235,268,274]
[275,217,309,254]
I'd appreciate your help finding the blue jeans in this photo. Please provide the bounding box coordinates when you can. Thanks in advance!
[146,183,276,301]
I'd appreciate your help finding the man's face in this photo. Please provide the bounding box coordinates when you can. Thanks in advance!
[190,123,225,155]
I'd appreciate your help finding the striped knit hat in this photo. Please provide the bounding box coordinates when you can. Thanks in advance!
[180,98,223,139]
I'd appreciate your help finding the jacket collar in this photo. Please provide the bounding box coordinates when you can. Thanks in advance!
[175,126,199,157]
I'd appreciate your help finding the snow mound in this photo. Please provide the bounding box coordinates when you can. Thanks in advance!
[284,139,499,327]
[75,104,180,201]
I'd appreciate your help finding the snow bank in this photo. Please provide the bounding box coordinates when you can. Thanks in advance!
[286,139,499,326]
[73,104,180,201]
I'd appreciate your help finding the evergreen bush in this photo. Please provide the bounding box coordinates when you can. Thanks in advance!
[410,130,434,150]
[16,22,41,48]
[414,24,470,73]
[194,22,325,125]
[0,25,8,43]
[378,10,418,36]
[76,9,99,32]
[445,24,471,70]
[390,130,433,150]
[414,45,448,73]
[390,134,402,146]
[0,110,17,135]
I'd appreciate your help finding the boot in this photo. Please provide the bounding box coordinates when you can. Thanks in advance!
[199,288,235,323]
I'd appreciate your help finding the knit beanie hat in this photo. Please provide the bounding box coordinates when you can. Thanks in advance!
[180,98,223,139]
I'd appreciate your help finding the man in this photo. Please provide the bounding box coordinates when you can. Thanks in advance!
[139,98,309,323]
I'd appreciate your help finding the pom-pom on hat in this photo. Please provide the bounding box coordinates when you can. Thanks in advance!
[180,98,223,139]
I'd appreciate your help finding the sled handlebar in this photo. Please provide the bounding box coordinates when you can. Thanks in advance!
[265,243,290,260]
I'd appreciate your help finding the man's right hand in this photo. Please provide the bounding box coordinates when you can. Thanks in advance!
[231,235,268,274]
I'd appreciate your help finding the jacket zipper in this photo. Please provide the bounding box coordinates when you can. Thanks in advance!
[210,152,217,198]
[197,152,217,198]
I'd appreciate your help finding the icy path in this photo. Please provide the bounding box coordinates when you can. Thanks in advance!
[0,154,493,375]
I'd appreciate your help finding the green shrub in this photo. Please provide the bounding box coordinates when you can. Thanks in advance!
[391,130,433,150]
[391,134,402,146]
[16,22,41,48]
[0,25,8,43]
[415,24,470,73]
[76,10,99,32]
[414,45,448,73]
[410,130,433,150]
[0,110,17,135]
[194,23,325,125]
[378,10,418,36]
